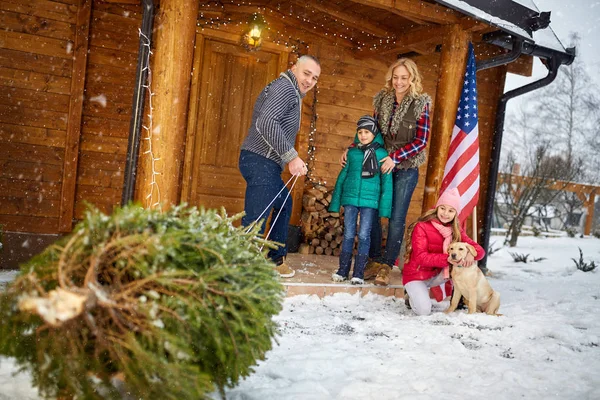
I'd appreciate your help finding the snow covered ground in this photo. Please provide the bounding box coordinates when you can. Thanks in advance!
[2,236,599,399]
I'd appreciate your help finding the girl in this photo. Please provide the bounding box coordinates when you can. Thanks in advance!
[402,188,485,316]
[328,116,393,284]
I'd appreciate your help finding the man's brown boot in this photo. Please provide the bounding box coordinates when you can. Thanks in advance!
[374,264,392,286]
[275,260,295,278]
[363,261,383,280]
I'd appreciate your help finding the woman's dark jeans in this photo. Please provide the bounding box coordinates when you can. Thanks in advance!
[369,167,419,266]
[239,150,291,261]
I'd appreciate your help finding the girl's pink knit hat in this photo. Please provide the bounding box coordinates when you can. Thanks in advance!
[435,188,461,213]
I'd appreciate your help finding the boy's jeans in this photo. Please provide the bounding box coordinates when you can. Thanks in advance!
[341,205,377,255]
[239,150,291,261]
[370,168,419,266]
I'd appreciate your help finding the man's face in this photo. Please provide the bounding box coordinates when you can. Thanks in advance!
[291,59,321,94]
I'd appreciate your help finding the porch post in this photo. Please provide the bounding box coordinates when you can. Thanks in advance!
[134,0,199,209]
[585,192,596,235]
[422,24,470,212]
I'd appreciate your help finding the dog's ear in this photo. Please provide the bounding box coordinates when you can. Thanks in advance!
[466,244,477,257]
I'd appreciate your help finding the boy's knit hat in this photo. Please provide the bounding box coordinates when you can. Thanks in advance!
[435,188,461,213]
[357,115,378,134]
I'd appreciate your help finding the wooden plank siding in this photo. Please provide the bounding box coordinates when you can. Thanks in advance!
[307,44,440,229]
[58,0,91,232]
[74,1,141,218]
[308,44,504,242]
[0,0,507,246]
[0,0,139,233]
[0,0,77,233]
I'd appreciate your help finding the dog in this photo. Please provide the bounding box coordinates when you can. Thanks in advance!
[445,242,501,315]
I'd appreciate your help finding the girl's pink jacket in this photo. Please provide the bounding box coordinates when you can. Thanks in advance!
[402,220,485,285]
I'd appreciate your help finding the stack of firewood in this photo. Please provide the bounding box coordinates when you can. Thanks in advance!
[297,185,389,256]
[298,185,344,256]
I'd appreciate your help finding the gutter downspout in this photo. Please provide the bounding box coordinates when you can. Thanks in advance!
[479,56,561,270]
[121,0,156,206]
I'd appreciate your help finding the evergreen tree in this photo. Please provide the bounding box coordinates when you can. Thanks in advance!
[0,204,284,399]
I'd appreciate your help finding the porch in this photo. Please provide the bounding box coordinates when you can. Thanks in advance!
[283,254,405,299]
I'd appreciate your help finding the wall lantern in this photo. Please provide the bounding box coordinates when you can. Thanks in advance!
[242,13,266,51]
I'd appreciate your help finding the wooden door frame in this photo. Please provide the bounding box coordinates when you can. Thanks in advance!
[181,29,309,224]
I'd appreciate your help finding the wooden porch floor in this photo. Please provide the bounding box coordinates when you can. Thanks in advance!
[282,254,405,299]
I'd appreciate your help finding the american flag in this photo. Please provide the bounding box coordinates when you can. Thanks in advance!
[440,42,480,223]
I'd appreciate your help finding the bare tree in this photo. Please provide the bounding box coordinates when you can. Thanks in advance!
[495,145,583,247]
[530,33,600,182]
[498,33,599,246]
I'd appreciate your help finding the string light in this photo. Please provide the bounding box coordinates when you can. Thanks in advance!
[139,29,162,212]
[193,2,405,186]
[305,85,326,187]
[195,2,392,50]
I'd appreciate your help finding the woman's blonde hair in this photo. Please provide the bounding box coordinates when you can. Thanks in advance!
[404,207,461,263]
[384,58,423,97]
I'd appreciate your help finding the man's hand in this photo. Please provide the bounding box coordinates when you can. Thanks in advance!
[340,149,348,167]
[289,157,308,176]
[380,156,395,174]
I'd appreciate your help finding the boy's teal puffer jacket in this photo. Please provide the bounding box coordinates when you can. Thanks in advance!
[328,130,393,218]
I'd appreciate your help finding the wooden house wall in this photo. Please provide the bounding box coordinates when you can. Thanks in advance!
[0,0,77,233]
[0,0,140,235]
[308,43,506,238]
[0,2,507,245]
[310,44,441,227]
[75,1,140,218]
[472,59,507,238]
[190,19,506,240]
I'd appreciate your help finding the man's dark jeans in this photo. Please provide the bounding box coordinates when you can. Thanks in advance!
[370,167,419,266]
[239,150,291,261]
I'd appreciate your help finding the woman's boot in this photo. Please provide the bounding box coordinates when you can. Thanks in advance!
[374,264,392,286]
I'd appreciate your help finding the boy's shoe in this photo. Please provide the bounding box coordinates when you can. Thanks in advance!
[331,273,347,282]
[275,261,295,278]
[363,261,383,280]
[350,277,364,285]
[374,264,392,286]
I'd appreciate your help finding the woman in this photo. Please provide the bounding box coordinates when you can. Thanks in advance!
[342,58,431,286]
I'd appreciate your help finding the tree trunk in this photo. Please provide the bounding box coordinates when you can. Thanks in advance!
[506,215,523,247]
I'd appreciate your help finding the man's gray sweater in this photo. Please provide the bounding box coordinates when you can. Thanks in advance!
[241,70,305,168]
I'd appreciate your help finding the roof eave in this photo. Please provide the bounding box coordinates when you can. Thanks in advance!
[434,0,573,60]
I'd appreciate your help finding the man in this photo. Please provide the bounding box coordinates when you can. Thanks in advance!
[239,55,321,278]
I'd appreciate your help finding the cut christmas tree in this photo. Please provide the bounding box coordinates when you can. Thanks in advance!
[0,204,284,399]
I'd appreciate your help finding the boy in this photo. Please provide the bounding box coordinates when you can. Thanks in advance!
[328,116,393,284]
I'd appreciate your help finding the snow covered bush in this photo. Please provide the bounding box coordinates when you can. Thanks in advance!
[509,252,546,263]
[0,204,284,399]
[572,247,597,272]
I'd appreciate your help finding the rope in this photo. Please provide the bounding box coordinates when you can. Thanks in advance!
[244,174,297,234]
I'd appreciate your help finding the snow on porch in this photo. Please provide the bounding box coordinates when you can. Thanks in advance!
[282,254,405,298]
